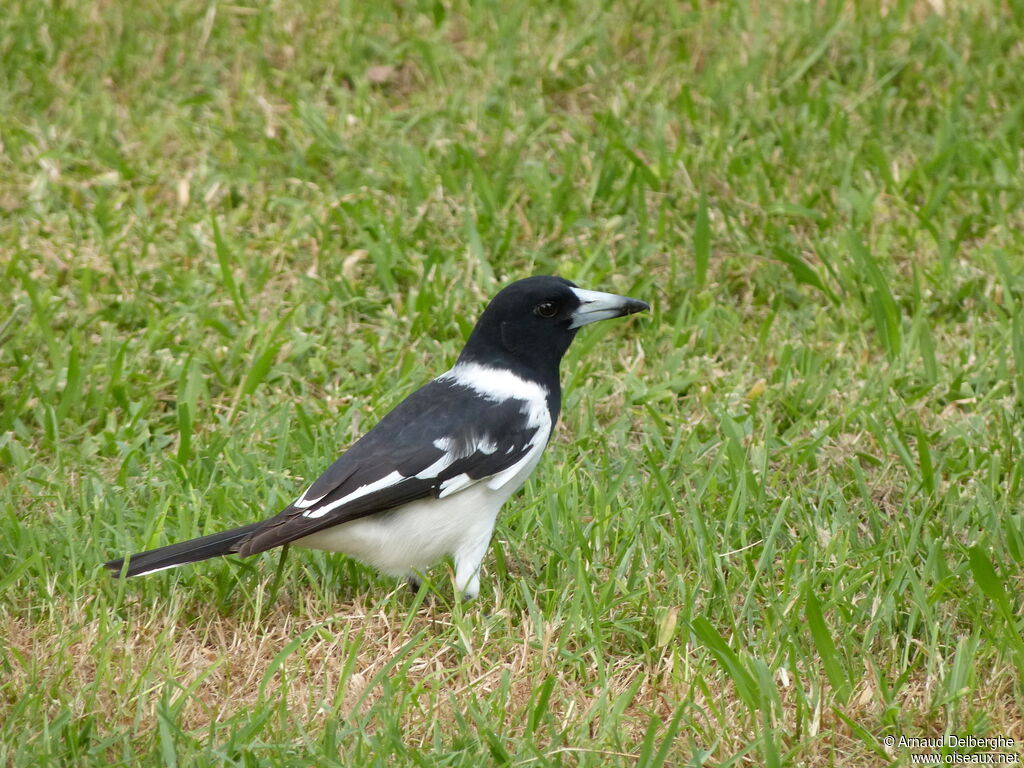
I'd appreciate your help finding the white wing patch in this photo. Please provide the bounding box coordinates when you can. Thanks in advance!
[486,421,550,491]
[301,470,405,519]
[415,434,499,480]
[415,439,460,479]
[438,472,475,498]
[294,484,327,509]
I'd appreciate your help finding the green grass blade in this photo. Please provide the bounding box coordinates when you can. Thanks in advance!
[690,616,758,710]
[694,192,710,288]
[804,587,850,704]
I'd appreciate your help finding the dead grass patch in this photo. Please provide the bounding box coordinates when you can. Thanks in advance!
[4,596,1022,764]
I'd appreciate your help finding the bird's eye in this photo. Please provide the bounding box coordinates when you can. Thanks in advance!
[535,301,558,318]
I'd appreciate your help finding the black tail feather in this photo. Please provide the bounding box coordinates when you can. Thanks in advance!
[104,522,264,577]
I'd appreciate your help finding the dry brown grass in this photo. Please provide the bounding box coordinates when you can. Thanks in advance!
[4,596,1022,765]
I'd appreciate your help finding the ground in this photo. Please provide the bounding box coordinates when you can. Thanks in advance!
[1,0,1023,765]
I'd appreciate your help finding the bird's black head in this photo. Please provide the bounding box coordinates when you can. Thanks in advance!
[457,275,649,392]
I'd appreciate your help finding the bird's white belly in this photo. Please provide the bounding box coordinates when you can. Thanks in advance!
[292,479,521,576]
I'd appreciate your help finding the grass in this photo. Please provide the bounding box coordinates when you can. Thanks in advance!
[2,0,1024,764]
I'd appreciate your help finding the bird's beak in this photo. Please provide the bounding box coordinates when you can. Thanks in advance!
[568,288,650,329]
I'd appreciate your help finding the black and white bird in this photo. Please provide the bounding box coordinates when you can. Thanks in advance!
[105,275,648,598]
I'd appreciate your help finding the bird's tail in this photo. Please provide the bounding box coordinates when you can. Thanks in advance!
[104,522,264,577]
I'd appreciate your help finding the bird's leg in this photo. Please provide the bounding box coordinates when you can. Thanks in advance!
[458,570,480,601]
[454,537,491,601]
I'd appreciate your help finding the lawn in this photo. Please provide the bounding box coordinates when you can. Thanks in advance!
[2,0,1024,765]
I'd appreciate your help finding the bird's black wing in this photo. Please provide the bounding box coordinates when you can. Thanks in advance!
[236,377,547,556]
